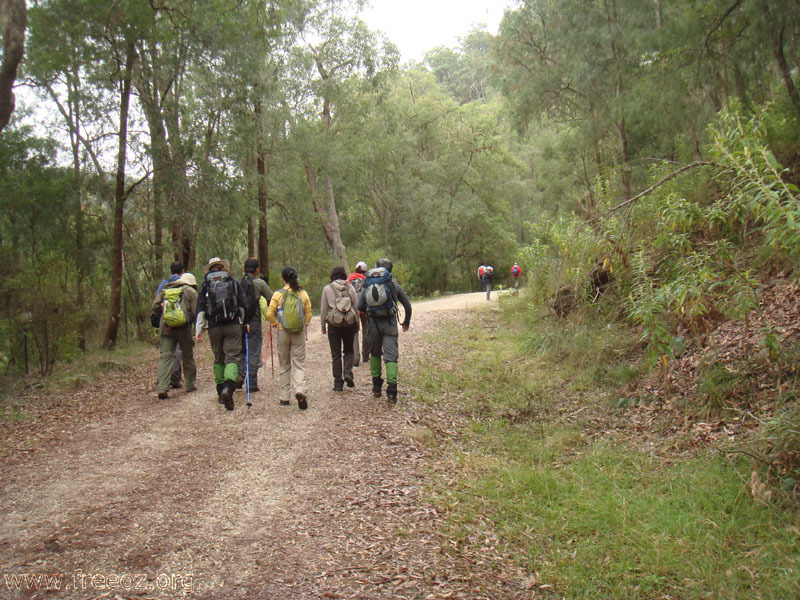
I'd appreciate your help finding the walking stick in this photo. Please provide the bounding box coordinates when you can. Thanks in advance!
[245,330,251,408]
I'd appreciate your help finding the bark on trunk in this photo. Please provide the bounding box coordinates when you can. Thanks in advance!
[305,166,348,269]
[102,42,136,349]
[0,0,26,133]
[256,106,269,283]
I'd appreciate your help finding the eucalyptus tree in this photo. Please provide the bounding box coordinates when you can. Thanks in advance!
[288,0,398,270]
[0,0,26,132]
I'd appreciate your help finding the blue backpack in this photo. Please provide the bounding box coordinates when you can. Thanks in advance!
[364,267,395,317]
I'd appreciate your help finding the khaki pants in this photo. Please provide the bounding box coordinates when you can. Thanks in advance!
[158,326,195,392]
[277,328,306,402]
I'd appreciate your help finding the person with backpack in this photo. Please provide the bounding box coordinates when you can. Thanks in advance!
[511,262,522,289]
[321,265,359,392]
[357,258,412,404]
[266,266,312,410]
[236,258,273,393]
[482,264,494,300]
[151,271,198,400]
[152,260,186,390]
[194,257,247,411]
[478,264,486,291]
[346,261,369,366]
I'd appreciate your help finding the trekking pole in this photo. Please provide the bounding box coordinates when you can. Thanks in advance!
[245,330,251,408]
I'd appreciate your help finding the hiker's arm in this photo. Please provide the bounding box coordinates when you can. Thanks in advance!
[151,290,165,315]
[266,292,280,327]
[302,291,312,327]
[195,311,207,341]
[394,283,412,329]
[319,287,329,333]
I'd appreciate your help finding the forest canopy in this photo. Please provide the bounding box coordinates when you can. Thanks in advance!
[1,0,798,373]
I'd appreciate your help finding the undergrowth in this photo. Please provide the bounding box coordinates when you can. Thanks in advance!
[415,297,800,599]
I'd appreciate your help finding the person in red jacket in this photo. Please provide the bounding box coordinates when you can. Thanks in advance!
[347,261,369,366]
[511,262,522,289]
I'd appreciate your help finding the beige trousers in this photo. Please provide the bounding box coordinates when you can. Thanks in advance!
[277,328,306,401]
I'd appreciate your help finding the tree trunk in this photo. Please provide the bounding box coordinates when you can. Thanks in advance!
[256,103,269,283]
[0,0,26,133]
[761,3,800,116]
[102,42,136,349]
[305,165,348,269]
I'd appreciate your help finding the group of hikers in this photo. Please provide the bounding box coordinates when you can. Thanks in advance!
[477,262,523,300]
[150,257,412,412]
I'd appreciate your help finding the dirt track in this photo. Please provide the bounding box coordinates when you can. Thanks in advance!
[0,291,538,600]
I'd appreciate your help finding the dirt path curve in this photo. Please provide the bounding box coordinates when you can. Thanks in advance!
[0,291,533,600]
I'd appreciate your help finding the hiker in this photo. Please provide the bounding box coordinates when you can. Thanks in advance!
[511,262,522,289]
[346,261,369,366]
[152,261,186,389]
[151,271,198,400]
[478,263,486,291]
[266,266,312,410]
[321,265,359,392]
[195,257,247,411]
[357,258,412,404]
[482,264,494,300]
[236,258,273,393]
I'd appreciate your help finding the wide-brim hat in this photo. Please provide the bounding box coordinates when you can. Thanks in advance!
[203,257,231,275]
[175,272,197,287]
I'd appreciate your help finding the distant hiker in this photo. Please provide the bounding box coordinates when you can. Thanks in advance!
[478,264,486,291]
[151,271,198,400]
[153,261,186,389]
[482,264,494,300]
[195,257,247,411]
[357,258,412,404]
[321,265,359,392]
[236,258,273,393]
[511,262,522,289]
[346,261,369,366]
[266,266,312,410]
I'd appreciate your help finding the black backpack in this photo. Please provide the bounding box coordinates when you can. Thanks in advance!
[206,271,239,322]
[240,274,259,322]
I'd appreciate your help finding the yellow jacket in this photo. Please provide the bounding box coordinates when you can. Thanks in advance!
[266,286,312,330]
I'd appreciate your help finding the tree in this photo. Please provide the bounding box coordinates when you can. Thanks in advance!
[0,0,26,132]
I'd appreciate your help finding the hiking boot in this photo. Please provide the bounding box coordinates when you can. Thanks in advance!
[216,383,225,404]
[362,354,370,364]
[185,385,197,393]
[387,382,398,405]
[251,385,259,392]
[353,358,360,367]
[296,392,308,410]
[333,381,344,392]
[279,399,290,406]
[157,391,169,400]
[221,382,235,411]
[372,377,383,398]
[344,375,354,388]
[235,374,245,390]
[170,381,183,390]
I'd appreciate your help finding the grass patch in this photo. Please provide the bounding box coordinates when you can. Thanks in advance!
[414,301,800,598]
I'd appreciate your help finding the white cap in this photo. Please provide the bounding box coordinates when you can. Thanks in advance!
[355,261,368,271]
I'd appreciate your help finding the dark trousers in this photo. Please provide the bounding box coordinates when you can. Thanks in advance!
[238,319,263,387]
[327,323,357,386]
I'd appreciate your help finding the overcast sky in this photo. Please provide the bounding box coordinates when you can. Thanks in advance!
[361,0,515,63]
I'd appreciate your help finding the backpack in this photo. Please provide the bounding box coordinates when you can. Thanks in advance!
[364,267,395,317]
[240,274,259,322]
[278,289,306,333]
[327,286,358,327]
[512,265,521,277]
[206,271,239,322]
[350,276,365,294]
[162,286,187,327]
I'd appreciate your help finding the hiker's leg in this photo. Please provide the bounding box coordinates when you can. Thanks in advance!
[277,329,292,403]
[177,327,196,390]
[157,333,177,393]
[171,342,182,387]
[327,325,343,388]
[290,331,307,398]
[486,282,492,300]
[380,319,400,401]
[248,319,263,389]
[360,313,370,363]
[342,323,356,383]
[222,323,241,385]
